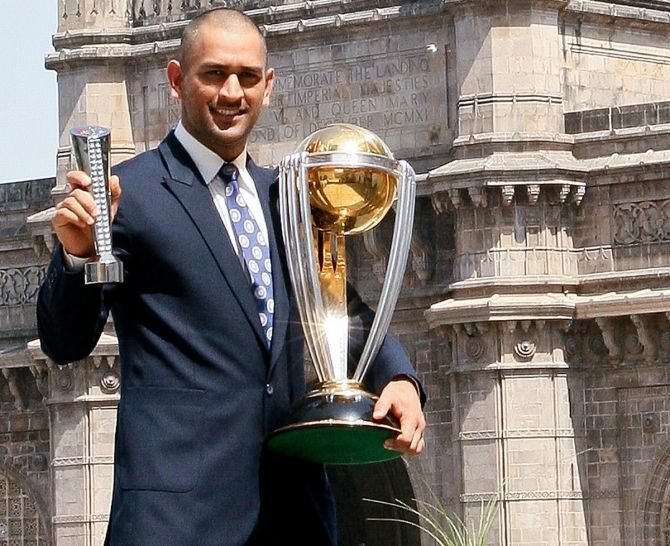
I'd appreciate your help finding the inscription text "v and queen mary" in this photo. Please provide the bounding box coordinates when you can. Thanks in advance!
[252,50,447,145]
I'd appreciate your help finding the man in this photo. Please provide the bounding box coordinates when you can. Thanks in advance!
[37,8,425,546]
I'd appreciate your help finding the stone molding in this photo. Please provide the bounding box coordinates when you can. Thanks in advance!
[459,490,584,502]
[458,92,564,110]
[429,289,670,332]
[459,428,579,440]
[566,0,670,24]
[570,42,670,66]
[428,294,577,327]
[48,2,444,68]
[52,514,110,524]
[52,456,115,468]
[49,0,670,69]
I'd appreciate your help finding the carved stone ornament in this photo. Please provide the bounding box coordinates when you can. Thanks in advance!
[514,339,536,360]
[624,332,644,355]
[363,228,391,285]
[55,367,73,392]
[1,369,25,411]
[410,229,434,283]
[101,371,121,393]
[501,185,515,206]
[564,334,578,360]
[0,266,47,306]
[587,332,609,357]
[661,330,670,352]
[613,200,670,245]
[593,317,623,363]
[465,336,485,360]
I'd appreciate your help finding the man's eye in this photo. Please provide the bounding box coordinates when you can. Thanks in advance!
[239,73,260,85]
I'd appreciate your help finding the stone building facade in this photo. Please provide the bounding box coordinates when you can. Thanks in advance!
[2,0,670,544]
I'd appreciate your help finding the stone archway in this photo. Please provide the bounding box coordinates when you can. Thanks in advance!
[662,487,670,546]
[328,458,421,546]
[642,442,670,545]
[0,470,48,545]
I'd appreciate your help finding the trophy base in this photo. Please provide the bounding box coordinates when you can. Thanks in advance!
[85,259,123,284]
[267,382,402,465]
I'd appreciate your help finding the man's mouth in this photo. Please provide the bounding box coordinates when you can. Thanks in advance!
[211,107,243,117]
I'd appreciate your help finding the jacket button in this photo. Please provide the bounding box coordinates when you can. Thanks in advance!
[265,383,274,395]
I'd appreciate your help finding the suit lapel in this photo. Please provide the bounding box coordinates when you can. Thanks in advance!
[158,133,267,349]
[248,159,290,372]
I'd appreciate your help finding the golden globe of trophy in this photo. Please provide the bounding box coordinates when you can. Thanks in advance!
[267,124,416,465]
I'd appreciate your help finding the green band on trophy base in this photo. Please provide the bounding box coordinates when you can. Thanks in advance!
[267,383,402,465]
[268,424,401,465]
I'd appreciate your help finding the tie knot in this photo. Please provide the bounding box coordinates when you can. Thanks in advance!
[220,163,239,186]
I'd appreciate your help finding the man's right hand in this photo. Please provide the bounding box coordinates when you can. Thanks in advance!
[53,171,122,258]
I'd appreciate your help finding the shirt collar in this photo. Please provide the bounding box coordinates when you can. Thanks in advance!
[174,121,248,185]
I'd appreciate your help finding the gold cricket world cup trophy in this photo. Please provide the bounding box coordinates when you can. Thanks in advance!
[267,124,416,465]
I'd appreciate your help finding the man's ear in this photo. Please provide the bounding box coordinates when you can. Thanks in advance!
[262,67,275,107]
[167,60,184,101]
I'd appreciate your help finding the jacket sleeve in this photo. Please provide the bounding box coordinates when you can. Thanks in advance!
[36,246,111,365]
[347,286,426,405]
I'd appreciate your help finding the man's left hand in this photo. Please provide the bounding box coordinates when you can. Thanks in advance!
[373,378,426,456]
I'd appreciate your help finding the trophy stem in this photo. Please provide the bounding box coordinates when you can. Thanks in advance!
[318,231,348,382]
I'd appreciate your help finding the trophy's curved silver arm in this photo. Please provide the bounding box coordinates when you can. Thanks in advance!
[353,161,416,383]
[279,153,333,382]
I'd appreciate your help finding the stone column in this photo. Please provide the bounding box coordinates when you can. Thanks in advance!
[426,1,588,544]
[452,0,566,136]
[46,0,136,195]
[29,336,120,546]
[426,175,589,543]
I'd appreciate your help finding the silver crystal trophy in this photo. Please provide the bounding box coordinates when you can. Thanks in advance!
[70,126,123,284]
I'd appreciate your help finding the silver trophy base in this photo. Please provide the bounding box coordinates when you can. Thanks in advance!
[85,258,124,284]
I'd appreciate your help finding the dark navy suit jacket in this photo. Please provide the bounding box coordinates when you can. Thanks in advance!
[37,132,419,546]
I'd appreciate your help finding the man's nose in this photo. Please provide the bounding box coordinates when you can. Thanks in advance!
[220,74,243,100]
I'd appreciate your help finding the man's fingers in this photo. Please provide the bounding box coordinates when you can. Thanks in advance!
[373,396,391,420]
[67,171,92,190]
[53,207,91,229]
[374,378,426,456]
[410,426,423,452]
[55,191,98,226]
[109,175,121,199]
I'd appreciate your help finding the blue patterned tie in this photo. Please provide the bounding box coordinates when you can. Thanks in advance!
[220,163,274,347]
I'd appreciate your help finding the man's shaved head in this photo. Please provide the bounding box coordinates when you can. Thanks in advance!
[178,8,267,70]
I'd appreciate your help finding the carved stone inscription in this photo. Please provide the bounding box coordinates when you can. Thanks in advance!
[253,45,447,148]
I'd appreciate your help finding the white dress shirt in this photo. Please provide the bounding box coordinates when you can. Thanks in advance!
[174,122,269,261]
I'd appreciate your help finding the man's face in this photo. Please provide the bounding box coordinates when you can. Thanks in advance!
[168,23,274,161]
